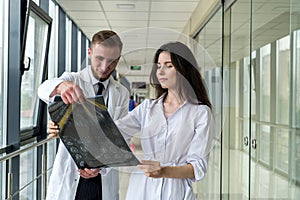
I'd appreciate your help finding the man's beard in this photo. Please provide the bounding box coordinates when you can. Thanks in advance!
[98,69,115,82]
[92,68,115,82]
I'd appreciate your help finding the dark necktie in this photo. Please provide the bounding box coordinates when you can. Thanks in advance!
[96,82,104,95]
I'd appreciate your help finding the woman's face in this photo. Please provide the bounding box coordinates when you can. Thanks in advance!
[88,43,120,81]
[156,51,177,90]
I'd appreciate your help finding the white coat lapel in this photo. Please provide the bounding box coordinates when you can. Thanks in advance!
[78,66,96,97]
[107,76,120,119]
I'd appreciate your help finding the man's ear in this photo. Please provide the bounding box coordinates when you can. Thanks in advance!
[87,47,92,58]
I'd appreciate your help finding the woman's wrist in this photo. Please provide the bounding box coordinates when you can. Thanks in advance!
[160,166,167,178]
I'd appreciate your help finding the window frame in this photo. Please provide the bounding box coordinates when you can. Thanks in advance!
[20,0,52,142]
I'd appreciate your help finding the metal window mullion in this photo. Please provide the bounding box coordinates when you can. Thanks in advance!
[57,8,66,76]
[81,34,86,69]
[7,0,22,199]
[71,23,77,72]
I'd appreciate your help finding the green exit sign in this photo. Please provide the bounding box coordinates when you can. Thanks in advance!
[130,65,141,70]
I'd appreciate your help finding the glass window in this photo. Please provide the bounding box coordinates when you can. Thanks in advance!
[48,1,58,79]
[20,8,51,131]
[243,56,251,118]
[19,144,37,200]
[274,128,289,173]
[290,1,300,194]
[0,0,6,149]
[251,51,256,117]
[194,7,222,198]
[65,16,72,72]
[258,125,270,164]
[260,44,271,122]
[295,30,300,128]
[276,36,290,125]
[223,0,252,197]
[77,30,81,71]
[46,0,58,186]
[32,0,39,5]
[0,1,7,198]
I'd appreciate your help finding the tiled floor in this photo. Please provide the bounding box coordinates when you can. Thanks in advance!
[118,145,300,199]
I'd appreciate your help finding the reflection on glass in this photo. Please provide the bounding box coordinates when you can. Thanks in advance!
[0,0,4,148]
[65,17,72,72]
[0,1,5,199]
[224,0,252,198]
[260,44,271,122]
[242,57,250,118]
[295,30,300,128]
[251,52,257,117]
[276,36,290,125]
[274,128,288,173]
[258,125,270,164]
[194,7,222,199]
[46,0,58,181]
[20,11,49,130]
[291,0,300,198]
[19,145,37,200]
[48,1,58,79]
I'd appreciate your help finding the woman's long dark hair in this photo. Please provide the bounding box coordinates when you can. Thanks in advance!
[150,41,212,109]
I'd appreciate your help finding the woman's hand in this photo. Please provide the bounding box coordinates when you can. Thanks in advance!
[137,160,164,178]
[47,120,59,138]
[78,168,100,179]
[138,160,195,179]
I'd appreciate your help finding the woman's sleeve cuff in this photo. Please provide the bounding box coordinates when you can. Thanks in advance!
[189,160,207,182]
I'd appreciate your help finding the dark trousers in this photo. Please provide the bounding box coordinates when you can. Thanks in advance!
[75,174,102,200]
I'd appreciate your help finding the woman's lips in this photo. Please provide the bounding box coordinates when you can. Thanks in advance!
[159,78,167,82]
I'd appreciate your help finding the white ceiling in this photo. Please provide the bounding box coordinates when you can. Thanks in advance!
[56,0,201,83]
[55,0,293,85]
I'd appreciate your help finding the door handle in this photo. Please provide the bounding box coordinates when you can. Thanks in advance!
[243,136,249,146]
[251,139,257,149]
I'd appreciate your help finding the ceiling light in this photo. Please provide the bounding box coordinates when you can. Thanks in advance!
[116,3,135,9]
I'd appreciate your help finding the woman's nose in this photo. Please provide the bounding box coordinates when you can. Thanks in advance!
[158,66,165,74]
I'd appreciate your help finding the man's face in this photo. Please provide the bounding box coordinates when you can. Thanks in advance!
[88,43,121,81]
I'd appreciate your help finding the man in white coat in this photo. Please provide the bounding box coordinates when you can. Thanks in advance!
[38,30,129,200]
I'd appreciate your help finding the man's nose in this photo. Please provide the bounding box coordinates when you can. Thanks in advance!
[99,60,111,70]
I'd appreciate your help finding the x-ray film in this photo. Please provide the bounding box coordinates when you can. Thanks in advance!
[48,96,140,169]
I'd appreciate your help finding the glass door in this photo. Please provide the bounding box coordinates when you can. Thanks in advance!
[224,0,300,199]
[223,0,252,199]
[250,0,296,198]
[288,0,300,198]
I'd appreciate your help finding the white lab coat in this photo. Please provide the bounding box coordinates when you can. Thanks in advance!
[115,95,215,200]
[38,65,129,200]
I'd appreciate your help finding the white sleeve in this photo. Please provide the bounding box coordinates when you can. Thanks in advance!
[37,72,76,103]
[38,79,64,103]
[186,107,215,182]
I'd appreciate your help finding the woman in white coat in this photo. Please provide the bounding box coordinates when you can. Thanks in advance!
[79,41,215,200]
[38,30,129,200]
